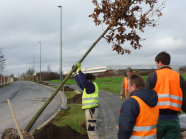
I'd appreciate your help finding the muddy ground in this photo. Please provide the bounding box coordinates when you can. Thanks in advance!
[31,85,85,139]
[32,90,87,139]
[64,86,75,91]
[1,86,87,139]
[32,123,88,139]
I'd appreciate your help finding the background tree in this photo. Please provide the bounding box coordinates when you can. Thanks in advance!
[26,68,35,81]
[47,65,51,73]
[179,65,186,74]
[0,48,6,73]
[10,74,14,78]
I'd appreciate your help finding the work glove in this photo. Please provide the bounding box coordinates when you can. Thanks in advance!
[76,62,81,71]
[120,95,124,100]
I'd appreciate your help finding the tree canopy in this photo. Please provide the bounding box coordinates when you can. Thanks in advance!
[89,0,165,54]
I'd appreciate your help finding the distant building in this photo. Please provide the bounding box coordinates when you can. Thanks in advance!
[64,65,179,75]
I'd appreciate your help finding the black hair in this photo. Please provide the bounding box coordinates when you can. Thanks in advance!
[85,73,96,81]
[155,51,171,65]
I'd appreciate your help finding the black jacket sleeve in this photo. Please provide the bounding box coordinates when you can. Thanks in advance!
[75,74,84,90]
[74,71,95,94]
[145,72,157,89]
[118,98,140,139]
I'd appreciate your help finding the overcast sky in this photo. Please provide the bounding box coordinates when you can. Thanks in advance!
[0,0,186,76]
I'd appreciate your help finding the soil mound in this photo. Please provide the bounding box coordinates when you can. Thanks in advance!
[32,123,88,139]
[2,128,34,139]
[64,86,74,91]
[67,94,82,104]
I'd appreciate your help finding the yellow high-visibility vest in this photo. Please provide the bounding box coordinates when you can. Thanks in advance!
[82,82,99,109]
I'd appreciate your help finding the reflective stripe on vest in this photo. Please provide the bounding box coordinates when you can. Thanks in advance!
[158,94,182,109]
[158,101,182,109]
[82,82,99,109]
[133,125,156,131]
[82,97,99,101]
[82,102,98,106]
[153,68,183,112]
[131,96,159,138]
[158,94,183,101]
[130,134,156,139]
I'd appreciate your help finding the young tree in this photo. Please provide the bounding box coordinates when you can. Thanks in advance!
[25,0,165,132]
[89,0,165,54]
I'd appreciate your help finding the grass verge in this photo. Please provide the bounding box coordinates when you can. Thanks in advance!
[49,74,186,94]
[51,91,86,134]
[51,104,86,134]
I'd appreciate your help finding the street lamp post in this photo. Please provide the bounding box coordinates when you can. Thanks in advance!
[57,5,68,111]
[58,5,63,82]
[38,42,41,82]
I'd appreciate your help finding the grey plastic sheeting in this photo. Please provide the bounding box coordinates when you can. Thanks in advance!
[179,114,186,129]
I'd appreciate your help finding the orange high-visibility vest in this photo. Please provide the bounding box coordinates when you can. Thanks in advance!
[153,68,183,112]
[123,77,128,95]
[130,96,159,139]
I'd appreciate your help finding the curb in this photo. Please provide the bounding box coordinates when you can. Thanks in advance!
[30,82,62,134]
[31,109,61,135]
[30,82,80,135]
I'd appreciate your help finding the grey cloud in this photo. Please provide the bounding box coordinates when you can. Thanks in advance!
[1,0,186,76]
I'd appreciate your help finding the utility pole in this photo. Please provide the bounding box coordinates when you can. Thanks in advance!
[33,54,35,72]
[58,5,63,82]
[38,42,41,82]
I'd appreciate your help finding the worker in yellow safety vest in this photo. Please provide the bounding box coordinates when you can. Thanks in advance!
[74,62,99,139]
[120,67,133,101]
[118,74,159,139]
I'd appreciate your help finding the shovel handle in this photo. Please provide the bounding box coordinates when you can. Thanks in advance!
[7,99,24,139]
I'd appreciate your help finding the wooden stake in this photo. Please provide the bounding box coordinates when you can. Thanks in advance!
[7,99,24,139]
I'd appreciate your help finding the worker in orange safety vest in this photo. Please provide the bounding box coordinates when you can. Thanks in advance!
[146,51,186,139]
[120,67,133,101]
[118,74,159,139]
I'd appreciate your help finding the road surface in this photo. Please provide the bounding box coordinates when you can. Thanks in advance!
[0,81,62,136]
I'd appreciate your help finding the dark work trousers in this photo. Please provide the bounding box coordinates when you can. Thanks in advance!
[157,118,180,139]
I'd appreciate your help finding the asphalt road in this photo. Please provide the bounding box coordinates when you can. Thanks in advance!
[0,81,62,136]
[67,84,123,139]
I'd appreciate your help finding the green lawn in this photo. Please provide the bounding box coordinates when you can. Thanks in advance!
[182,74,186,79]
[95,76,123,94]
[49,74,186,94]
[51,104,86,134]
[51,91,86,134]
[95,76,147,94]
[49,79,76,85]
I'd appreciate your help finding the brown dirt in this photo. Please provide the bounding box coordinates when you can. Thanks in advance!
[67,94,82,104]
[31,93,85,139]
[64,86,75,91]
[32,123,88,139]
[2,128,34,139]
